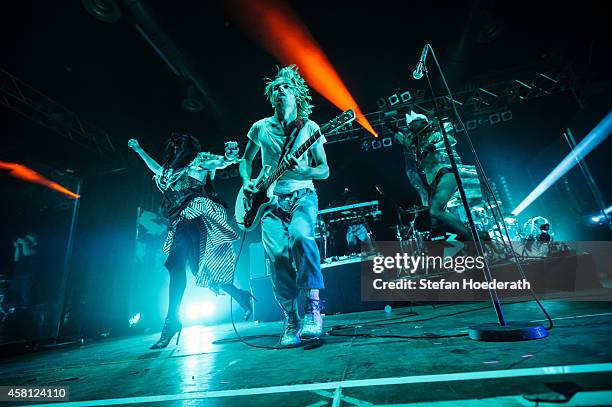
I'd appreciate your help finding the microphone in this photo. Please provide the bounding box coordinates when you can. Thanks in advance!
[412,44,429,80]
[375,185,384,195]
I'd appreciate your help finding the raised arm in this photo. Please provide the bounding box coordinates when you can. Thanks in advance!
[239,140,261,194]
[128,139,162,175]
[194,142,240,170]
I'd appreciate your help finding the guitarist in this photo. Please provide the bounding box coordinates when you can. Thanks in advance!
[239,65,329,347]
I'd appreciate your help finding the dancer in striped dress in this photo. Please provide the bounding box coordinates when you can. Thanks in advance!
[129,133,254,349]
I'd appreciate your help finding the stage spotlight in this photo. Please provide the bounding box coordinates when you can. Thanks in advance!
[186,304,200,321]
[512,112,612,216]
[128,313,141,327]
[186,302,215,322]
[377,98,387,109]
[400,91,412,102]
[388,94,400,106]
[590,205,612,224]
[0,161,80,198]
[224,0,377,136]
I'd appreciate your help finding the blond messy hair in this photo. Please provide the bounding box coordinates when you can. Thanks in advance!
[264,65,313,119]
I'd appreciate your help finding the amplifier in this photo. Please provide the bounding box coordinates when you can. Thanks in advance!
[250,276,285,322]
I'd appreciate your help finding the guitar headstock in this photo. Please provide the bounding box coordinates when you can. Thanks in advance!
[320,109,355,134]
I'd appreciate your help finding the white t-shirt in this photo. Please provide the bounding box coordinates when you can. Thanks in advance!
[247,116,326,195]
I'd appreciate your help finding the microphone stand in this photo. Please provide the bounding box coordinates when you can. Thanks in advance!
[376,186,409,277]
[420,44,547,341]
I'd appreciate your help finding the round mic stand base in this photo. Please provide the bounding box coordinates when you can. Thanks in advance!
[468,322,548,342]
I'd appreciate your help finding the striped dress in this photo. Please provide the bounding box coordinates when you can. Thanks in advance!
[154,153,239,292]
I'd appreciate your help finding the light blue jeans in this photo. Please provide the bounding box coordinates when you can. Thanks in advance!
[261,188,324,316]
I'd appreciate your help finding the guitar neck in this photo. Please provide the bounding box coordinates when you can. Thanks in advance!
[256,129,323,191]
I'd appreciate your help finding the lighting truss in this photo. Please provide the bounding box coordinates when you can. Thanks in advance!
[326,65,577,144]
[0,68,116,156]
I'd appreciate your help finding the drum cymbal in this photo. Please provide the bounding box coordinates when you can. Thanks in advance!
[484,201,502,209]
[401,205,428,214]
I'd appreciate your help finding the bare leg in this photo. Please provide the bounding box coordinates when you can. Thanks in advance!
[150,265,185,349]
[429,173,471,241]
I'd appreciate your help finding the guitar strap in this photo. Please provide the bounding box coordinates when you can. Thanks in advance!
[276,119,303,167]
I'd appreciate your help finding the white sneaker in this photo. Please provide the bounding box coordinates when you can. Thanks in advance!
[280,316,302,347]
[301,299,322,339]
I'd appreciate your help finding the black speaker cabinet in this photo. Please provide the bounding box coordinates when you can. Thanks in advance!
[250,276,284,322]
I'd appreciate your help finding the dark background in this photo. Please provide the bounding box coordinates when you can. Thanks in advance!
[1,0,610,340]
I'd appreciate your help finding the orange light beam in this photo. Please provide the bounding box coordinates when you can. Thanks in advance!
[227,0,378,137]
[0,161,80,199]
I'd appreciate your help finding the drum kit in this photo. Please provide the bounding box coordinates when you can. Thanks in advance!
[393,205,430,259]
[315,195,553,266]
[315,200,381,260]
[394,199,549,245]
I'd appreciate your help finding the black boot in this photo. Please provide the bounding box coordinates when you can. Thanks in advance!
[150,317,182,349]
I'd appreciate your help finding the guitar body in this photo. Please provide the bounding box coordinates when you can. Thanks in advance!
[235,166,277,231]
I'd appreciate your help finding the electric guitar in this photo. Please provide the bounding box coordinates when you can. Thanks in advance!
[235,109,355,231]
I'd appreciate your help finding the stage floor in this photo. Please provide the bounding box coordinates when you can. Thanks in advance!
[2,299,612,406]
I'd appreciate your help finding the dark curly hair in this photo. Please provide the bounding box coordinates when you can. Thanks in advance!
[162,132,201,171]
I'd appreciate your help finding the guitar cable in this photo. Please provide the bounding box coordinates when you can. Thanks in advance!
[224,230,285,349]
